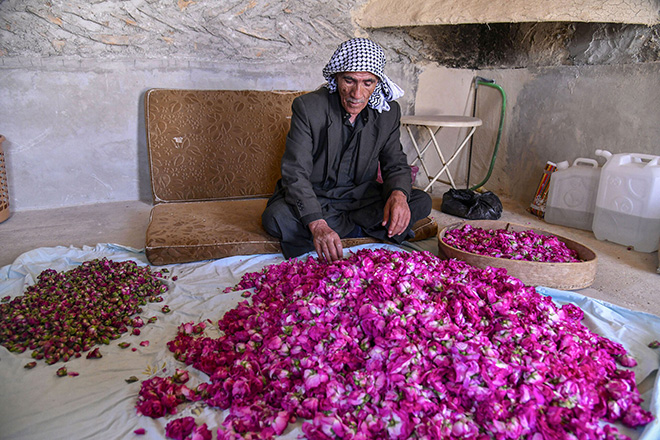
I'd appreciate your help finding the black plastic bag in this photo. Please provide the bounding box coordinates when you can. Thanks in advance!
[441,189,503,220]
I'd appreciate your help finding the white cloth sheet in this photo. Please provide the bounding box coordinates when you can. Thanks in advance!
[0,243,658,440]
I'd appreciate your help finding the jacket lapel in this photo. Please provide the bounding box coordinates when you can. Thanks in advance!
[325,94,343,181]
[355,109,380,183]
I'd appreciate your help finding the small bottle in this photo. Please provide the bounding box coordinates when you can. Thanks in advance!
[529,161,557,218]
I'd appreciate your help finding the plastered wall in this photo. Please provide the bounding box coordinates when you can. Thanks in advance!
[485,62,660,205]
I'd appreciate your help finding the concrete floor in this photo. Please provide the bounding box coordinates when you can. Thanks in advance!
[0,197,658,316]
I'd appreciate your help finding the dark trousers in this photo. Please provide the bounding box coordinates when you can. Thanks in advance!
[262,189,432,259]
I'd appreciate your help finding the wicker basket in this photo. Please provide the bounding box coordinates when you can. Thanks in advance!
[438,220,598,290]
[0,135,9,223]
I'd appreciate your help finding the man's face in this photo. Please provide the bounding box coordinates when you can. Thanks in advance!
[336,71,378,118]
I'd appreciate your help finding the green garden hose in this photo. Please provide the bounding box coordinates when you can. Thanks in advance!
[467,77,506,191]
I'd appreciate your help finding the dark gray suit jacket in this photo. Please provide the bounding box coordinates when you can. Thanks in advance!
[269,87,412,226]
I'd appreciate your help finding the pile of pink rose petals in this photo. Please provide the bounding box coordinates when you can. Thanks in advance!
[136,249,652,440]
[442,224,582,263]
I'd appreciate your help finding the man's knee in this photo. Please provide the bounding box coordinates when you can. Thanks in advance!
[262,199,306,240]
[410,189,432,220]
[262,200,288,238]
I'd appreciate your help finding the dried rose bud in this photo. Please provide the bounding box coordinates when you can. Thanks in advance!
[649,340,660,349]
[161,305,171,313]
[86,347,102,359]
[139,340,150,347]
[56,366,68,377]
[132,328,141,336]
[68,371,79,377]
[134,428,146,435]
[24,361,37,369]
[147,316,158,324]
[125,376,139,383]
[1,295,10,303]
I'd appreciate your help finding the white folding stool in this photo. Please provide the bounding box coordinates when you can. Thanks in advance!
[401,115,482,192]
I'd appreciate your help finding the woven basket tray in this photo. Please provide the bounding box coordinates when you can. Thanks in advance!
[438,220,597,290]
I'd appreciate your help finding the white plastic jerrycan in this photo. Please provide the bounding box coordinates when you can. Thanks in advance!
[545,158,601,231]
[592,150,660,253]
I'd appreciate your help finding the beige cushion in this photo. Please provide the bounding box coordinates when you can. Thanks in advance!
[145,89,306,203]
[145,199,438,266]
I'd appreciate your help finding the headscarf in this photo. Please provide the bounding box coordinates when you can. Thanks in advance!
[322,38,404,113]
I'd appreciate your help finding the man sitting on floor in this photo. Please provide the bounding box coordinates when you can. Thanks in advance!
[262,38,432,262]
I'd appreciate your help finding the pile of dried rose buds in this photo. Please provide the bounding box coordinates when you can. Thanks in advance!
[0,258,168,365]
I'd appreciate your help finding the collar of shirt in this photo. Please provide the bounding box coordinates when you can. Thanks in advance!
[341,106,370,127]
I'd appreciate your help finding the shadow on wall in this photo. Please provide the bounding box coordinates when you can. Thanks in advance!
[137,89,152,204]
[390,22,660,69]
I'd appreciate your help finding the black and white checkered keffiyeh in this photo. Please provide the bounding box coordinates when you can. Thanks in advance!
[322,38,404,113]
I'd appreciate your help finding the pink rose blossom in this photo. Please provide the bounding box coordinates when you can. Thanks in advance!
[172,368,189,384]
[190,423,212,440]
[165,416,196,440]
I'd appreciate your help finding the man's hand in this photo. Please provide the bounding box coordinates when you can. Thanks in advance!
[382,190,411,238]
[308,219,343,263]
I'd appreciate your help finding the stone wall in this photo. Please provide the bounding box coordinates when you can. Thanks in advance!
[2,0,361,61]
[358,0,660,27]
